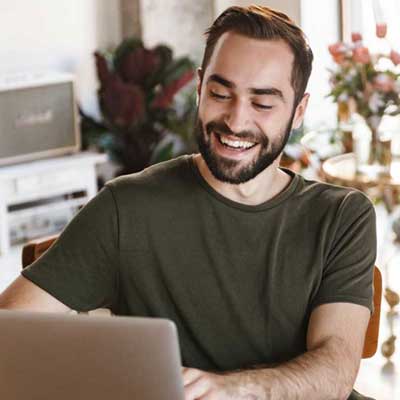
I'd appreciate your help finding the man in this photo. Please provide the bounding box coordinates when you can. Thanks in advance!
[0,5,376,400]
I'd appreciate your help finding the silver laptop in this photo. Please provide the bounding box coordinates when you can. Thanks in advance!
[0,310,184,400]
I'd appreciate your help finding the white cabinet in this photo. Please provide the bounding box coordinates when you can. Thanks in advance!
[0,152,108,255]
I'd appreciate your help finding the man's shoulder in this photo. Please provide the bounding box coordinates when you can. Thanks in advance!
[295,172,374,212]
[103,155,193,206]
[106,155,191,189]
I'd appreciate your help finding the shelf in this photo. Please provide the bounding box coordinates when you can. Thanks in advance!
[7,197,88,222]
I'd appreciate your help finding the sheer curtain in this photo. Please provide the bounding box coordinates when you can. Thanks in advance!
[341,0,400,157]
[343,0,400,55]
[300,0,340,130]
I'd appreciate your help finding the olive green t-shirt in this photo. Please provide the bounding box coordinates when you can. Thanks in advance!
[22,154,376,372]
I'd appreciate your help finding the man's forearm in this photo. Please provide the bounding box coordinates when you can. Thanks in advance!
[233,337,358,400]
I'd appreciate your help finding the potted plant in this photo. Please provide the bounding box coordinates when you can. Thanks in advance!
[81,38,196,176]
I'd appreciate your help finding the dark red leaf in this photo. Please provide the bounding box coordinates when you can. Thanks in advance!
[118,47,160,85]
[151,70,195,109]
[100,74,145,128]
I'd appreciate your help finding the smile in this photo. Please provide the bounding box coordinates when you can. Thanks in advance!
[215,132,257,150]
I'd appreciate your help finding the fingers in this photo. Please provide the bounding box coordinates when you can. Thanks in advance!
[182,367,213,400]
[182,367,204,386]
[184,374,211,400]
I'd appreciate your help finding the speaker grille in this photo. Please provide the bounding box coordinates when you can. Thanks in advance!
[0,81,79,164]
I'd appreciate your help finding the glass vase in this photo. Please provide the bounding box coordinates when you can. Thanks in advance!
[367,116,381,165]
[356,116,391,177]
[337,100,353,153]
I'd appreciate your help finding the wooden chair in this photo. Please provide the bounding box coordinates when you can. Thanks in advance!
[22,234,60,270]
[21,235,383,358]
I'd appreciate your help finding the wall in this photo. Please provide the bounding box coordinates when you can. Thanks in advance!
[301,0,340,129]
[214,0,301,23]
[0,0,122,118]
[120,0,142,38]
[140,0,214,64]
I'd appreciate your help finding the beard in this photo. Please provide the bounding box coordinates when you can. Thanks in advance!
[194,109,296,184]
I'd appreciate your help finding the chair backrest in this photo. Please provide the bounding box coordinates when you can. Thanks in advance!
[22,234,59,269]
[21,236,382,358]
[362,266,382,358]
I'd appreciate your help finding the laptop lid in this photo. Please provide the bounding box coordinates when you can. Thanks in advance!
[0,311,184,400]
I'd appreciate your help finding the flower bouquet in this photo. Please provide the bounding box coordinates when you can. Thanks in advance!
[327,30,400,170]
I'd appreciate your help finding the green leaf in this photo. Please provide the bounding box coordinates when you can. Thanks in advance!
[161,58,195,84]
[151,141,175,164]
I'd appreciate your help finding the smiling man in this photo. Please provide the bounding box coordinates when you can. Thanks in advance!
[196,36,296,184]
[195,30,301,200]
[0,5,376,400]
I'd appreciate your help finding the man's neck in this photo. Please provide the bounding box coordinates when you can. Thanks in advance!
[193,154,293,206]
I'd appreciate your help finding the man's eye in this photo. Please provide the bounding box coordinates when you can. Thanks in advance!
[253,103,273,110]
[210,91,230,100]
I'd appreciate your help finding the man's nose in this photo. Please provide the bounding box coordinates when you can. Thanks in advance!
[224,99,250,133]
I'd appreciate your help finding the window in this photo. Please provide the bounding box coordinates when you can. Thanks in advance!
[341,0,400,54]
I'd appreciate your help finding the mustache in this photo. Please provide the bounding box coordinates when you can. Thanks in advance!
[205,120,268,145]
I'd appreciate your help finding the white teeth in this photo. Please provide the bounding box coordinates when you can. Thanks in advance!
[219,135,255,149]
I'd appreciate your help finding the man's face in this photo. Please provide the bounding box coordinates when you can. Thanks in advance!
[195,32,305,184]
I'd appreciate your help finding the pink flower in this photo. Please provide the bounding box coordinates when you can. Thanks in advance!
[334,54,346,64]
[353,47,370,64]
[351,32,363,42]
[373,74,395,93]
[376,23,387,38]
[328,42,345,56]
[328,42,347,64]
[390,50,400,65]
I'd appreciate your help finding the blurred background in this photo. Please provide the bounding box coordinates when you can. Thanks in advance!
[0,1,399,398]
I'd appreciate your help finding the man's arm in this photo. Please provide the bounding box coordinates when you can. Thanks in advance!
[183,302,370,400]
[0,276,70,313]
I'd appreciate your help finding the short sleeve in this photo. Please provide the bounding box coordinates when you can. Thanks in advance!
[21,184,119,312]
[310,190,377,313]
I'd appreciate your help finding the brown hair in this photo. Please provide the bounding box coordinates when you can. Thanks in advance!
[201,5,313,107]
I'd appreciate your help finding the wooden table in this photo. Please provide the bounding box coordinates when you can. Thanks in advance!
[321,153,400,207]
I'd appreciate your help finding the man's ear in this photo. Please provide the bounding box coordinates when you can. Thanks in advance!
[292,93,310,130]
[196,68,203,105]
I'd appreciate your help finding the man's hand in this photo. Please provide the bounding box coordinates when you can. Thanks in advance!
[182,367,267,400]
[182,367,232,400]
[182,303,370,400]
